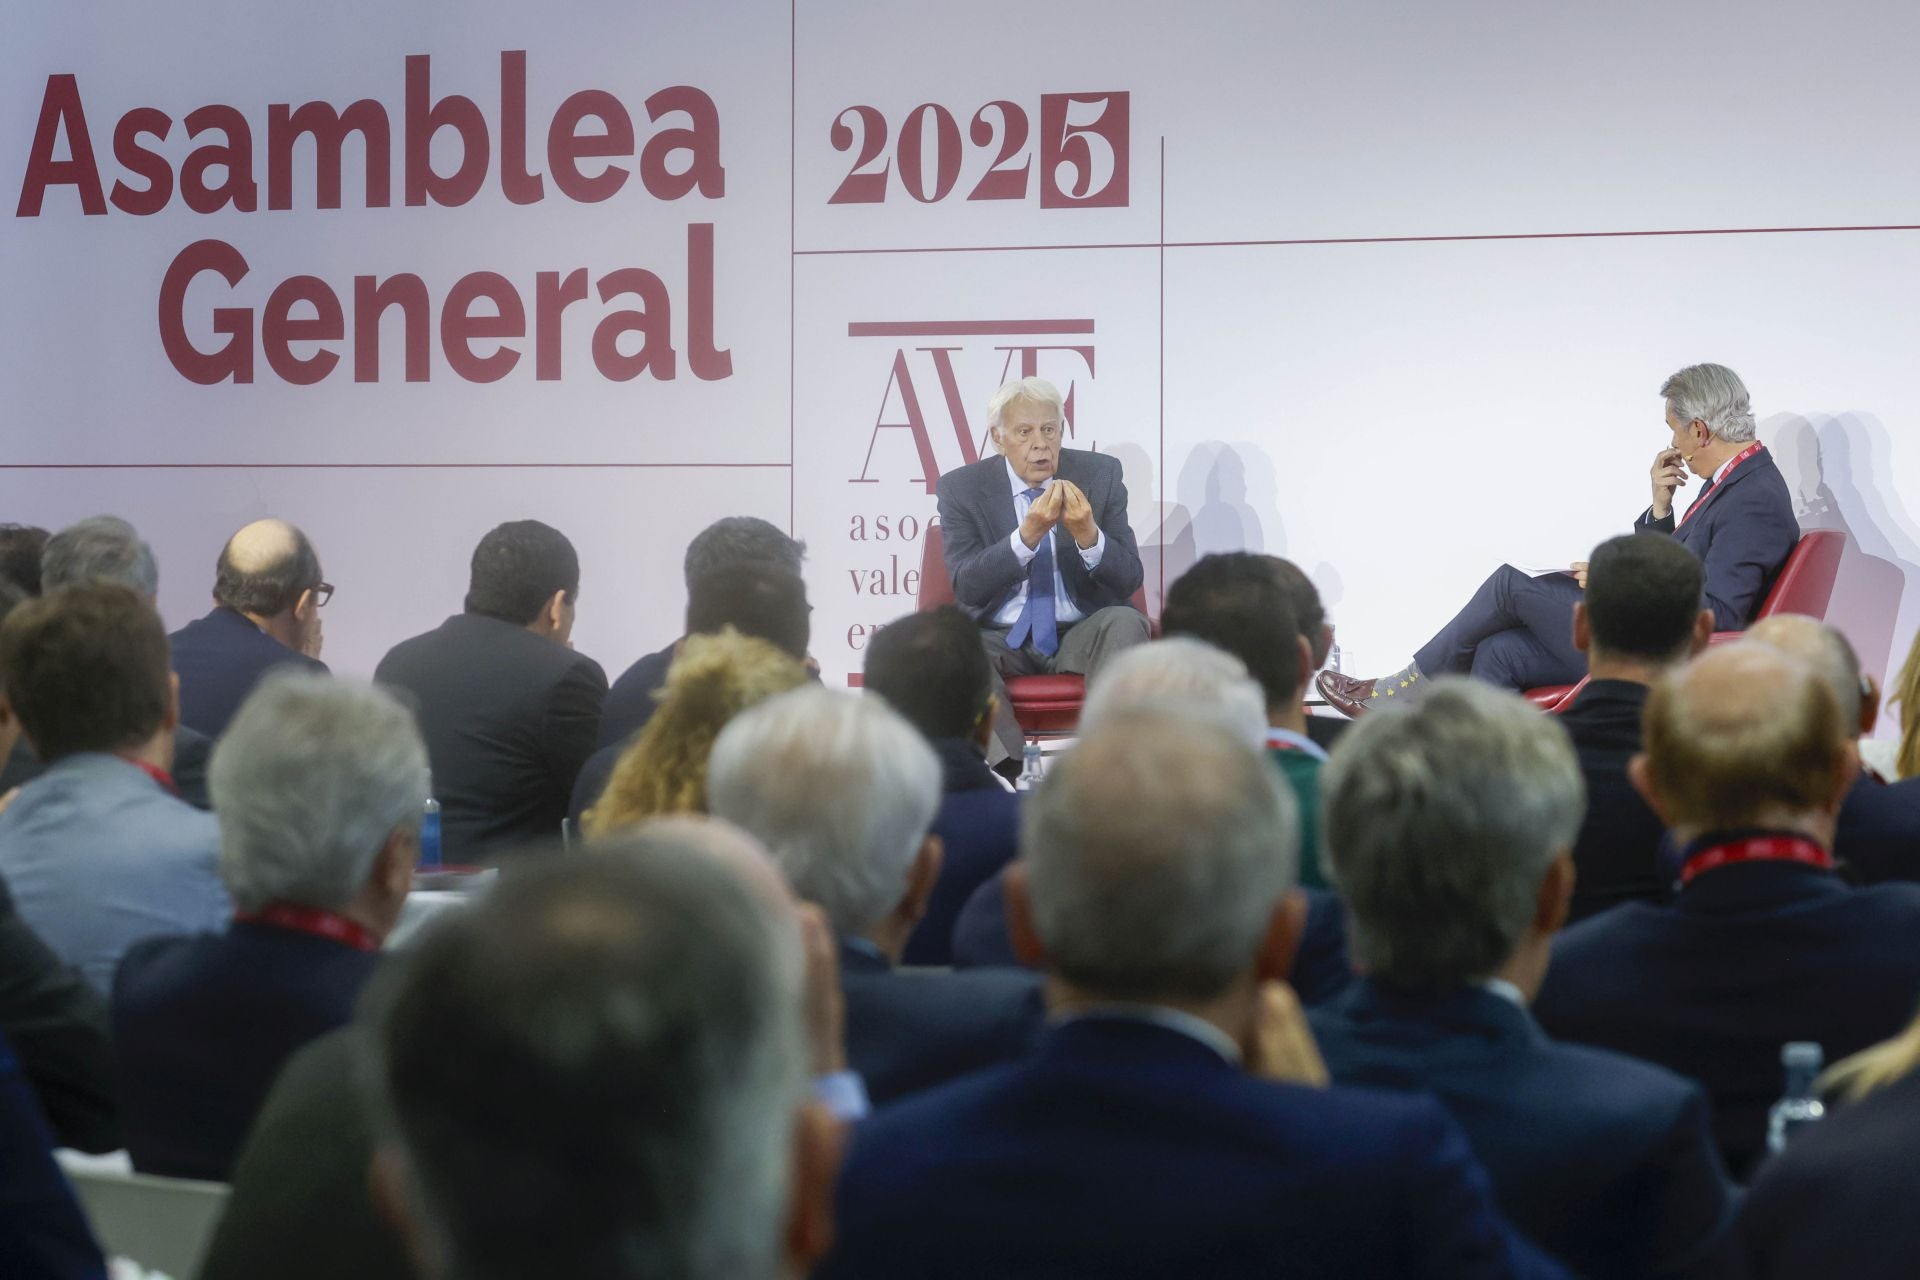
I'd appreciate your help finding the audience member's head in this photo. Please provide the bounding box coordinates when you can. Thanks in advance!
[708,687,942,960]
[0,524,49,595]
[585,631,809,837]
[1573,534,1712,673]
[1323,679,1585,998]
[213,519,328,656]
[1008,707,1302,1008]
[372,850,828,1280]
[683,516,806,587]
[685,562,810,659]
[0,579,26,763]
[1661,362,1756,445]
[464,520,580,644]
[212,674,426,943]
[0,582,175,766]
[1079,637,1267,748]
[1634,644,1857,845]
[1747,615,1877,738]
[41,515,159,599]
[863,607,995,750]
[1162,554,1311,722]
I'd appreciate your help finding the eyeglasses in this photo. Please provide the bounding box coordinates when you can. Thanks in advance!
[1007,423,1063,444]
[313,582,334,608]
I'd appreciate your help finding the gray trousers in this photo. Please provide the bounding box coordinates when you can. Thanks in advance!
[979,605,1153,765]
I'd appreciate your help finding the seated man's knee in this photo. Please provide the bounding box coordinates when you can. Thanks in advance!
[1468,630,1535,690]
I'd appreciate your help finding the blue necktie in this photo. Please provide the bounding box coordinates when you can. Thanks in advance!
[1007,487,1060,656]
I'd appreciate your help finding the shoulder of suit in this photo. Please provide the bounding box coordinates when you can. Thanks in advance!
[939,454,1008,491]
[1062,447,1122,477]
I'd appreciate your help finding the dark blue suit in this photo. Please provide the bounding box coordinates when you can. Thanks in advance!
[0,1031,105,1280]
[817,1016,1567,1279]
[1415,448,1797,690]
[839,939,1044,1105]
[1312,979,1738,1277]
[950,872,1357,1006]
[111,920,383,1180]
[1533,844,1920,1180]
[902,738,1021,967]
[1835,774,1920,886]
[595,641,676,751]
[1740,1066,1920,1278]
[169,607,329,739]
[1556,679,1669,921]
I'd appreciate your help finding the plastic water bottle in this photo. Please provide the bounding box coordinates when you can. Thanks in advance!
[1018,741,1045,791]
[420,793,443,869]
[1766,1041,1825,1155]
[1327,641,1343,674]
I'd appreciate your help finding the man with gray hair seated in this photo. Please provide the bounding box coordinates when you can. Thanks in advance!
[110,672,423,1181]
[1308,678,1739,1277]
[708,686,1044,1104]
[369,847,838,1280]
[818,705,1566,1280]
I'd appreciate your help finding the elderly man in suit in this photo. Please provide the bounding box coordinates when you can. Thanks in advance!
[1310,678,1738,1278]
[1321,363,1798,712]
[818,703,1564,1280]
[937,376,1149,766]
[112,673,423,1181]
[1533,643,1920,1180]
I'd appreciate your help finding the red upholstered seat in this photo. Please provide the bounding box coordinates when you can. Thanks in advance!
[1526,530,1847,714]
[916,524,1148,736]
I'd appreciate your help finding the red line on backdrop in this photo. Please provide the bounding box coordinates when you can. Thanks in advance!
[0,462,793,471]
[1157,136,1166,615]
[788,0,797,537]
[846,319,1097,337]
[797,222,1920,257]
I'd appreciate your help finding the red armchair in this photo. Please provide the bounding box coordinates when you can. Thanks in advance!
[1524,529,1848,714]
[917,525,1149,735]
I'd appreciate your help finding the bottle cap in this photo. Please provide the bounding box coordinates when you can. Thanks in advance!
[1782,1041,1823,1070]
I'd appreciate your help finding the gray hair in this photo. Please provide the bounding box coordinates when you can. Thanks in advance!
[1080,637,1268,749]
[373,848,806,1280]
[41,516,159,598]
[1323,678,1585,990]
[1661,363,1756,443]
[986,376,1066,430]
[1024,706,1298,1002]
[707,687,941,937]
[1746,615,1866,734]
[211,673,428,912]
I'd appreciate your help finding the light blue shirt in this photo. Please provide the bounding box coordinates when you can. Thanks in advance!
[0,753,230,993]
[992,459,1108,627]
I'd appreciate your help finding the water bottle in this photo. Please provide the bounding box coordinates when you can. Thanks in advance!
[419,793,443,869]
[1018,740,1045,791]
[1766,1041,1825,1155]
[1327,641,1343,675]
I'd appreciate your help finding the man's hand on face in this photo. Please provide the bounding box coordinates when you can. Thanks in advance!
[1019,482,1065,550]
[1649,447,1690,521]
[1057,480,1098,549]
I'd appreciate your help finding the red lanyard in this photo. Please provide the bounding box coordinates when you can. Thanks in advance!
[235,902,380,952]
[1266,730,1302,753]
[1678,835,1831,887]
[118,756,179,797]
[1678,443,1763,526]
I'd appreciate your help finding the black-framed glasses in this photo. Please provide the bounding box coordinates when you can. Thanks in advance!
[313,582,334,608]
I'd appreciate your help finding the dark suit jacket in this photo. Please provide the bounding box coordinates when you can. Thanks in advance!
[840,938,1044,1105]
[198,1026,413,1280]
[596,640,676,750]
[111,921,383,1180]
[1740,1067,1920,1278]
[1634,447,1799,631]
[817,1016,1566,1280]
[950,872,1356,1007]
[936,449,1144,621]
[168,606,329,739]
[1312,980,1738,1278]
[0,1031,106,1280]
[375,613,607,862]
[1533,851,1920,1180]
[1556,678,1668,921]
[0,876,117,1153]
[901,738,1021,967]
[1835,774,1920,886]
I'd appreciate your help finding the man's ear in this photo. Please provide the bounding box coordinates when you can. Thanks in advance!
[1626,753,1673,824]
[1254,889,1308,984]
[1861,673,1882,738]
[543,589,567,635]
[1826,741,1863,814]
[293,587,316,621]
[894,835,943,928]
[1293,634,1314,691]
[784,1099,844,1274]
[164,671,181,734]
[1689,609,1715,656]
[1571,603,1592,655]
[379,825,418,898]
[974,693,1000,753]
[1004,863,1047,970]
[369,1147,432,1274]
[1536,854,1576,939]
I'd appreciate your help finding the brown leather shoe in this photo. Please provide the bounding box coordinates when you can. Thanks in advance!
[1315,670,1379,719]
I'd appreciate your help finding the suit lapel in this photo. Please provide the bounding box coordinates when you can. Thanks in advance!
[1680,447,1772,541]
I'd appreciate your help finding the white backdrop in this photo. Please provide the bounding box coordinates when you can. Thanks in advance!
[7,0,1920,723]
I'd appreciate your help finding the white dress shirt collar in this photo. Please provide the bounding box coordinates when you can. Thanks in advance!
[1058,1003,1243,1065]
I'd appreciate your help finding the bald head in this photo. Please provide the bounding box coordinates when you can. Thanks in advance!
[1639,644,1854,838]
[214,519,324,639]
[1746,615,1870,735]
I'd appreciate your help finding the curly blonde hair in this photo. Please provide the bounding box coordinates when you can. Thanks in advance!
[584,629,809,838]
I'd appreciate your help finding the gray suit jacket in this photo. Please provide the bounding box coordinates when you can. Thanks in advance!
[935,449,1145,623]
